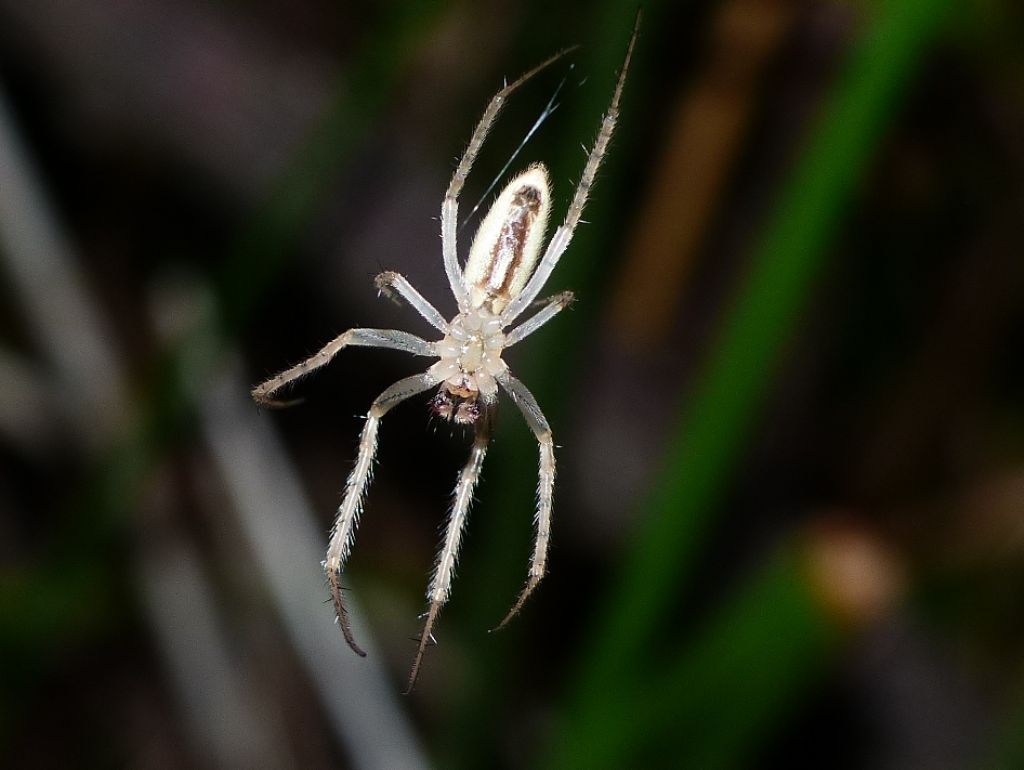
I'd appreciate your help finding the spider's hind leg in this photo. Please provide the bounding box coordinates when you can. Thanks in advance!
[327,569,366,657]
[493,371,555,631]
[406,409,492,693]
[324,371,443,656]
[441,48,575,310]
[498,12,640,327]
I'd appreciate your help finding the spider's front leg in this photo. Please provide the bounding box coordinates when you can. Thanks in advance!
[324,370,445,656]
[499,13,639,327]
[493,371,555,630]
[406,410,493,693]
[441,49,574,310]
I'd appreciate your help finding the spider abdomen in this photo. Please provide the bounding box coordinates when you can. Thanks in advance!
[464,164,551,312]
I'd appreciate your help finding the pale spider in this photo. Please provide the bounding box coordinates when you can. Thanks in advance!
[253,16,638,692]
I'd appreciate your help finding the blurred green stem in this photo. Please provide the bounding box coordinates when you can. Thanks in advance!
[568,548,837,769]
[549,0,955,764]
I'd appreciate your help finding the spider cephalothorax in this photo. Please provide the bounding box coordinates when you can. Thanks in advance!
[252,15,638,692]
[430,307,507,406]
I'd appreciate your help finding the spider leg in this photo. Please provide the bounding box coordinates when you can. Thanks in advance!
[500,14,640,327]
[503,291,574,348]
[442,48,576,311]
[374,271,449,333]
[406,412,492,693]
[492,371,555,630]
[251,328,435,407]
[324,371,445,656]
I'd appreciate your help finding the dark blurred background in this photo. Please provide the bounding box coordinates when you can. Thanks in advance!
[2,0,1023,768]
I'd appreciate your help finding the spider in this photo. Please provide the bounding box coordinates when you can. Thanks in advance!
[253,15,639,692]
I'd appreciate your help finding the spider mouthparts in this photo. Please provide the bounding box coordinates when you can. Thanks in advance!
[429,391,455,420]
[429,390,481,425]
[454,401,481,424]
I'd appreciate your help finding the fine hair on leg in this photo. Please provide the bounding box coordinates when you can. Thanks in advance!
[492,371,555,629]
[406,410,493,693]
[324,371,444,656]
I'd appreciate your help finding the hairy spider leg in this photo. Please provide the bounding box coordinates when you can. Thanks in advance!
[324,371,444,655]
[493,371,555,629]
[405,411,492,692]
[503,291,575,349]
[374,271,449,333]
